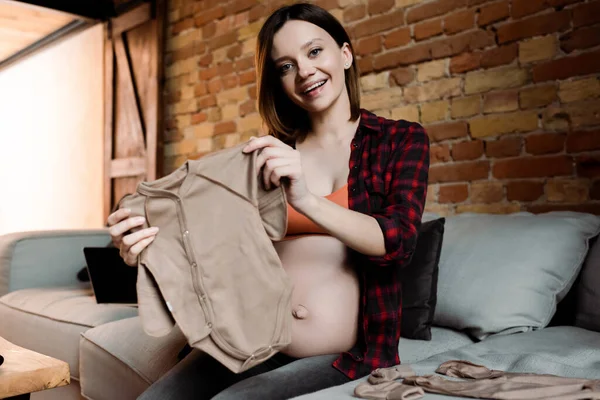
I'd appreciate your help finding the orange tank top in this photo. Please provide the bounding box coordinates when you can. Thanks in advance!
[282,184,349,240]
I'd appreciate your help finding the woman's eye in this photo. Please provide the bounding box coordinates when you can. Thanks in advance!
[279,64,292,74]
[309,48,322,57]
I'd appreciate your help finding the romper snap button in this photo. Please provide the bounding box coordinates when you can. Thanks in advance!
[207,322,212,329]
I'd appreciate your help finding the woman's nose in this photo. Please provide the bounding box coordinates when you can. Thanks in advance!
[297,60,316,79]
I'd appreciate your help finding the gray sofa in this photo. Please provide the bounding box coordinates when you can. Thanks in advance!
[1,211,599,400]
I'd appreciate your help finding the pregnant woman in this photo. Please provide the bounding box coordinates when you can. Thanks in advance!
[107,3,429,399]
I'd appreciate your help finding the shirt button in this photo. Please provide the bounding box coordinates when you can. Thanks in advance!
[183,230,189,235]
[351,187,357,192]
[191,262,197,268]
[352,142,357,148]
[207,322,212,328]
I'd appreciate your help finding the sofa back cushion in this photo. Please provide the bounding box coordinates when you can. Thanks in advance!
[575,234,600,332]
[433,211,600,340]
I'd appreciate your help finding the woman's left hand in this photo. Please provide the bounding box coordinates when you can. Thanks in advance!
[242,135,313,210]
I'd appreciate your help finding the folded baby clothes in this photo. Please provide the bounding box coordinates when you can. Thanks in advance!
[355,360,600,400]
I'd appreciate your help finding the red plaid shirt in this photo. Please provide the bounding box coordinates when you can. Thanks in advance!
[332,109,430,379]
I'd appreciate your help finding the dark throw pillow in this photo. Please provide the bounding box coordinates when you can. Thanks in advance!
[399,217,446,341]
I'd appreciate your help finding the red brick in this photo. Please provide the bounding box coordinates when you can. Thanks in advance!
[444,9,475,34]
[194,82,208,97]
[208,78,222,94]
[171,43,204,63]
[200,66,218,80]
[450,52,481,74]
[566,129,600,153]
[373,44,431,70]
[497,10,570,44]
[214,121,236,136]
[485,137,522,158]
[203,21,216,38]
[560,26,600,54]
[480,43,517,68]
[235,56,254,72]
[389,67,415,86]
[478,0,509,26]
[576,154,600,178]
[198,95,217,108]
[238,70,256,85]
[533,49,600,82]
[493,155,572,178]
[384,27,412,49]
[511,0,544,19]
[358,56,374,74]
[343,4,366,22]
[356,36,382,56]
[315,0,338,10]
[425,121,469,142]
[527,203,600,215]
[194,6,224,27]
[217,62,234,76]
[249,4,266,22]
[239,100,256,117]
[227,44,242,59]
[368,0,394,14]
[172,17,193,34]
[429,160,490,183]
[452,140,484,160]
[439,184,469,203]
[407,0,467,23]
[415,18,444,41]
[353,9,404,38]
[430,30,495,58]
[591,181,600,200]
[507,181,544,201]
[230,0,257,14]
[525,133,566,155]
[199,53,213,67]
[191,112,208,124]
[572,0,600,27]
[431,144,452,163]
[208,31,237,50]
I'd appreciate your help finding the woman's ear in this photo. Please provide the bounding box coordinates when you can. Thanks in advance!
[341,42,353,68]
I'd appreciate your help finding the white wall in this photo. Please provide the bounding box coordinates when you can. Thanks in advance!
[0,24,105,235]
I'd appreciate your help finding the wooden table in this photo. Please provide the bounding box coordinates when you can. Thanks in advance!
[0,336,70,399]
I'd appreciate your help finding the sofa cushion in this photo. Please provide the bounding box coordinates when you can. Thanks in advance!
[433,211,600,340]
[398,326,474,365]
[80,316,186,400]
[576,234,600,332]
[399,218,445,341]
[0,287,137,380]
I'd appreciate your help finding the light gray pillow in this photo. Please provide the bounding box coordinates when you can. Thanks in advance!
[575,235,600,332]
[433,211,600,340]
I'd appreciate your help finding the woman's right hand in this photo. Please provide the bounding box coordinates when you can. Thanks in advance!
[107,208,159,266]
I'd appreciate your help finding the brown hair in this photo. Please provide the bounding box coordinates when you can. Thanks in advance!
[255,3,361,144]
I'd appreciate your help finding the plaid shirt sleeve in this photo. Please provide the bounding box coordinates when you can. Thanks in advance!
[367,121,430,267]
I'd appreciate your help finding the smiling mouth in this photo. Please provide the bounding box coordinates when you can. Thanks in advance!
[302,80,327,94]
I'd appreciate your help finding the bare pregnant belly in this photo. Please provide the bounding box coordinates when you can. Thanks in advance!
[273,236,360,358]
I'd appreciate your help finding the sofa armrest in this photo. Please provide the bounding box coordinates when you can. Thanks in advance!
[0,229,111,297]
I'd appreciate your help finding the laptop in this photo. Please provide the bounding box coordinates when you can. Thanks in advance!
[83,247,138,306]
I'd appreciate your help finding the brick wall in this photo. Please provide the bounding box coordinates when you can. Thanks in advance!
[164,0,600,216]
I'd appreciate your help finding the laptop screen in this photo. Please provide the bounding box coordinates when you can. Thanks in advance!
[83,247,138,305]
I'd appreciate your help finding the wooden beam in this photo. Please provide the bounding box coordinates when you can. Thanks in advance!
[103,23,114,221]
[111,157,147,178]
[113,34,146,157]
[111,2,151,37]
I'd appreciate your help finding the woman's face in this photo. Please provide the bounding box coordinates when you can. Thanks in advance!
[271,20,352,114]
